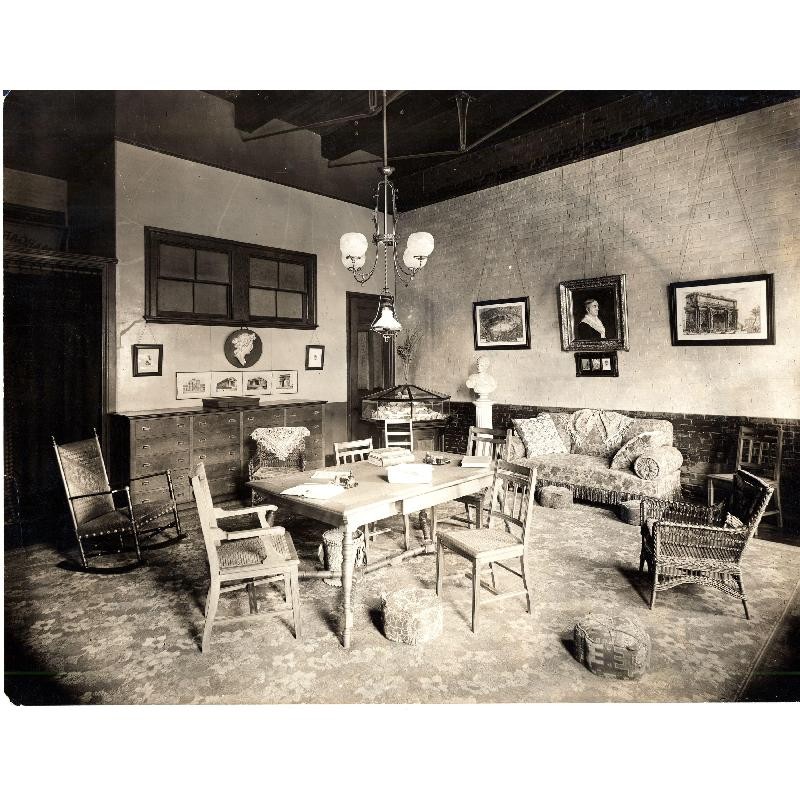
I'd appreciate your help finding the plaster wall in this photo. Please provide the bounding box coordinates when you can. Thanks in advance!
[397,100,800,419]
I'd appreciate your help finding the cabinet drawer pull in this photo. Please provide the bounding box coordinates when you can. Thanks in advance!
[228,418,236,423]
[228,467,236,473]
[177,441,185,446]
[141,480,150,487]
[199,455,206,460]
[142,462,151,468]
[142,444,150,449]
[141,425,150,432]
[246,416,255,422]
[198,437,207,443]
[177,422,185,429]
[198,421,207,427]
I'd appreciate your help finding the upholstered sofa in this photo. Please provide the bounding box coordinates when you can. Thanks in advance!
[506,409,684,504]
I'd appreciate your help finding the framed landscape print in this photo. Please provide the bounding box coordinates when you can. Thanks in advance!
[575,352,619,377]
[176,371,211,400]
[243,370,272,396]
[668,273,775,346]
[559,274,629,352]
[132,344,163,377]
[305,344,325,370]
[210,371,243,396]
[473,297,531,350]
[272,370,298,394]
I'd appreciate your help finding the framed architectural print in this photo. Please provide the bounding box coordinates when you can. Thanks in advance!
[210,371,243,396]
[272,370,298,394]
[473,297,531,350]
[668,273,775,346]
[575,352,619,377]
[132,344,163,377]
[176,371,211,400]
[243,370,273,396]
[559,274,629,352]
[305,344,325,370]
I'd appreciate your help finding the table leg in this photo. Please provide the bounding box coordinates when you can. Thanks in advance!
[707,477,714,507]
[341,525,355,649]
[431,505,438,546]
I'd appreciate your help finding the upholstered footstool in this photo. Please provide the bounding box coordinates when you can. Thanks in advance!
[573,612,650,679]
[539,486,573,508]
[319,527,366,587]
[382,587,443,645]
[618,500,643,526]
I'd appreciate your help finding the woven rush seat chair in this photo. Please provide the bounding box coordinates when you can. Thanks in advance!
[191,463,301,652]
[639,469,774,619]
[248,426,310,505]
[53,429,183,568]
[436,460,536,633]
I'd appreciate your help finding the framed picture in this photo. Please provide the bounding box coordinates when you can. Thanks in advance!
[224,328,263,368]
[131,344,163,377]
[210,371,243,396]
[473,297,531,350]
[558,274,629,352]
[272,370,298,394]
[305,344,325,370]
[668,273,775,346]
[176,371,211,400]
[575,352,619,377]
[243,370,273,396]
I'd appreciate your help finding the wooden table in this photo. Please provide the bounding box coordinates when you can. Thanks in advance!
[247,452,494,648]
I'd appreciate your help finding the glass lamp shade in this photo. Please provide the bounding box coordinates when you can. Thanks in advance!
[342,253,366,270]
[402,249,425,271]
[406,231,434,257]
[370,294,402,338]
[340,232,369,258]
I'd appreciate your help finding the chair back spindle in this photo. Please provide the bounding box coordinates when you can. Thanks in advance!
[384,420,413,450]
[735,426,783,482]
[487,460,536,546]
[466,426,508,460]
[334,438,373,465]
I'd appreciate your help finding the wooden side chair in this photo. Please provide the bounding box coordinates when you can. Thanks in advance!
[436,461,537,633]
[191,463,301,652]
[641,469,774,618]
[707,425,783,531]
[459,427,510,528]
[384,419,413,450]
[53,430,183,568]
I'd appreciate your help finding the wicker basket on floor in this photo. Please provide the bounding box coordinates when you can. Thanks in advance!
[573,612,650,679]
[382,586,443,645]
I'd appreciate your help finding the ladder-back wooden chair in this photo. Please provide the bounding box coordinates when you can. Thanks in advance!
[706,425,783,530]
[384,419,413,450]
[53,430,182,568]
[191,463,301,652]
[436,461,537,633]
[459,427,510,528]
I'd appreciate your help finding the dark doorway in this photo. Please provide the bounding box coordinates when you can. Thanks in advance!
[4,269,103,543]
[346,292,394,443]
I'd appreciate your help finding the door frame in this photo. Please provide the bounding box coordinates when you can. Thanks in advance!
[346,291,395,440]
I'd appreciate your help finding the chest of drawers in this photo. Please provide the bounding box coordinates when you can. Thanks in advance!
[111,401,326,505]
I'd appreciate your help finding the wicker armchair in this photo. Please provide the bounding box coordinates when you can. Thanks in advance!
[248,426,309,505]
[639,469,774,619]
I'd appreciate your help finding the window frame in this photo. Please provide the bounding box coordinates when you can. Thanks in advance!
[145,227,318,328]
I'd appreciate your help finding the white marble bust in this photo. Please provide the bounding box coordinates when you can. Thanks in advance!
[466,356,497,400]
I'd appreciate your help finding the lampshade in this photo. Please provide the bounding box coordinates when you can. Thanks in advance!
[406,231,434,257]
[340,232,369,258]
[342,253,366,270]
[402,249,420,271]
[370,294,402,339]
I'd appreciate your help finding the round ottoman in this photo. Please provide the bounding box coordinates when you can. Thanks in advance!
[618,500,642,526]
[539,486,573,508]
[573,612,650,679]
[382,587,443,645]
[318,527,366,587]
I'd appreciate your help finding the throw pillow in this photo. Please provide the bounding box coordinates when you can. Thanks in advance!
[611,430,668,472]
[512,414,569,457]
[633,446,684,480]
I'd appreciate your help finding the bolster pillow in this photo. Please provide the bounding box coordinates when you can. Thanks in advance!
[633,446,683,480]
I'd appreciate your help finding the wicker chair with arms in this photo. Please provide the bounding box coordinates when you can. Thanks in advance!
[706,425,783,531]
[248,426,309,506]
[458,427,509,528]
[191,463,301,652]
[640,469,774,619]
[53,430,183,568]
[436,460,537,633]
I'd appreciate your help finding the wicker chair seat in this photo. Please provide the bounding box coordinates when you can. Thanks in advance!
[218,530,296,571]
[77,509,135,538]
[132,500,177,528]
[437,523,520,559]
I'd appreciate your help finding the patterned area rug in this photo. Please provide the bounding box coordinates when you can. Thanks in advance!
[5,501,800,704]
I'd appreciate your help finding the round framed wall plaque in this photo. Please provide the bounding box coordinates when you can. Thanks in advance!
[224,328,263,368]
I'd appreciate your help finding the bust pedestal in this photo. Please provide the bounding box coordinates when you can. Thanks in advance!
[473,399,494,428]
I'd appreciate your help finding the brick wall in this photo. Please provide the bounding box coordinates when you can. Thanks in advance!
[444,401,799,530]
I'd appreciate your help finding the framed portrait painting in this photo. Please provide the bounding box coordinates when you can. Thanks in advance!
[473,297,531,350]
[132,344,163,377]
[668,273,774,346]
[558,274,629,352]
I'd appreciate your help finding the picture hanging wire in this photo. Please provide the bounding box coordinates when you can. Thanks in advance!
[135,317,158,345]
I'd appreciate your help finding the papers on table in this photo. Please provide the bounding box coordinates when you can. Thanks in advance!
[309,470,351,482]
[281,483,346,500]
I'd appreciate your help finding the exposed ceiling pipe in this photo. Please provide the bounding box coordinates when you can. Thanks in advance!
[327,90,565,168]
[239,90,406,142]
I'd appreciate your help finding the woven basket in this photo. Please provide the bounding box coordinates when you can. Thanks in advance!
[573,612,650,679]
[318,527,366,586]
[382,586,443,645]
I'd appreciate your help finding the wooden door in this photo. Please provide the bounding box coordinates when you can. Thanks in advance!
[347,292,394,443]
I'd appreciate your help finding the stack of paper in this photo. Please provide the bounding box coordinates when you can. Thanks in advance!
[368,447,415,467]
[386,463,433,484]
[281,483,346,500]
[461,455,492,468]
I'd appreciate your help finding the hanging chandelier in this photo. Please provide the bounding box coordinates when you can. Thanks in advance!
[339,90,434,340]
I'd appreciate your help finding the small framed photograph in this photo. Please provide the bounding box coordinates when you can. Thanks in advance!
[473,297,531,350]
[210,371,243,396]
[132,344,163,377]
[272,370,298,394]
[559,274,629,352]
[176,371,211,399]
[243,371,272,396]
[575,351,618,377]
[668,273,775,346]
[305,344,325,370]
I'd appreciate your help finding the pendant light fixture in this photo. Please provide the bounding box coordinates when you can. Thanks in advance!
[339,90,434,340]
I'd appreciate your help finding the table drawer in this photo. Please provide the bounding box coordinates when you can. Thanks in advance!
[285,405,324,425]
[194,413,241,434]
[134,436,190,460]
[134,417,190,440]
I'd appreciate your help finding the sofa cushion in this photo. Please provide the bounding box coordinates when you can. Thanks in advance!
[633,446,683,479]
[611,430,669,472]
[512,415,568,457]
[568,410,633,457]
[622,418,674,448]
